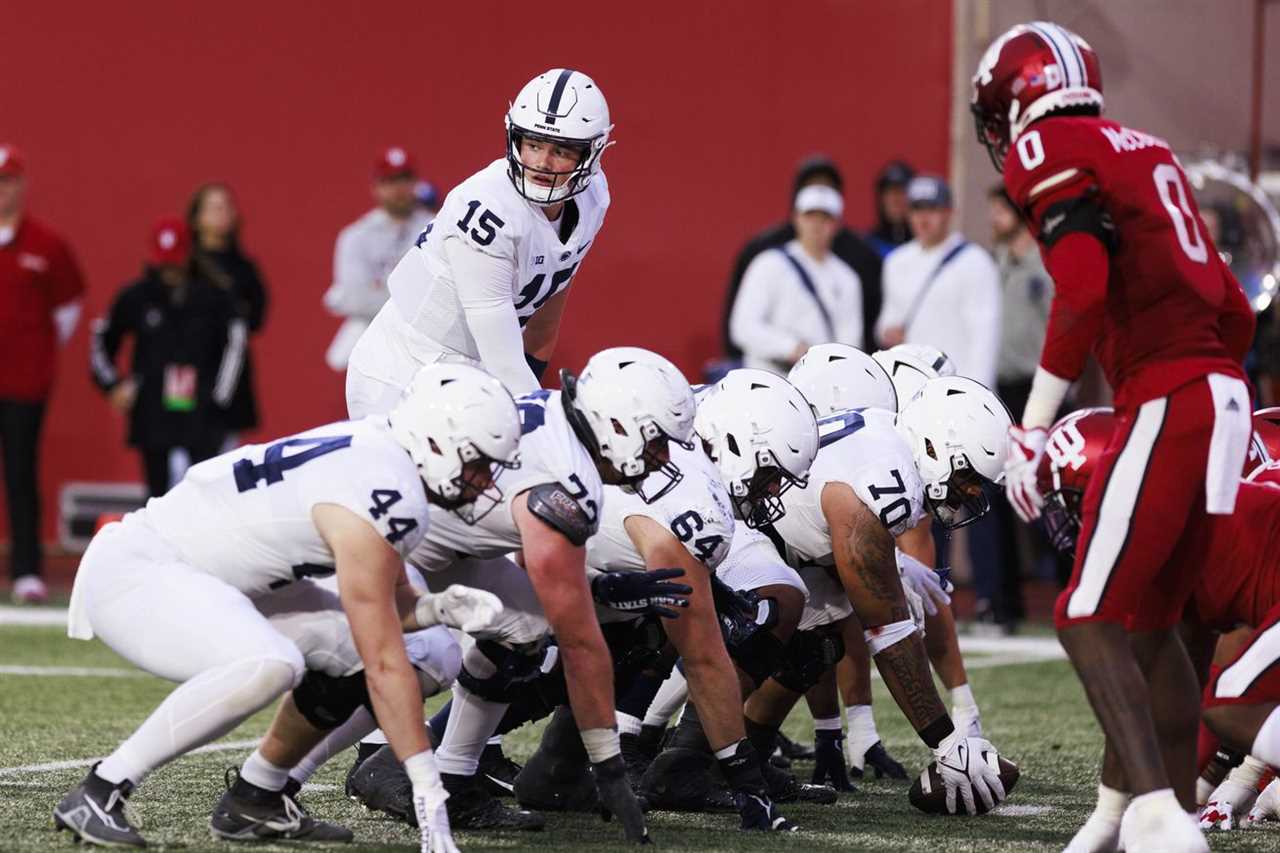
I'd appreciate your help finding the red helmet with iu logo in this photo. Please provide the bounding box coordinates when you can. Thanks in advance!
[1246,407,1280,480]
[971,21,1104,172]
[1035,407,1116,554]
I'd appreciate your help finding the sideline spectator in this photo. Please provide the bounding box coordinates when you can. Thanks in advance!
[90,219,245,497]
[187,182,267,447]
[323,146,434,371]
[0,144,86,603]
[729,185,864,373]
[867,160,915,257]
[720,155,882,362]
[875,175,1001,388]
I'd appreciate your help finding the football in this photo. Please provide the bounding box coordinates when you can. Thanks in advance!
[908,751,1020,816]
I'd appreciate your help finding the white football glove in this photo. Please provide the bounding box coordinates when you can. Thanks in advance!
[413,782,458,853]
[416,585,504,633]
[1201,755,1268,831]
[1004,426,1047,523]
[932,733,1006,814]
[898,550,951,617]
[1247,777,1280,826]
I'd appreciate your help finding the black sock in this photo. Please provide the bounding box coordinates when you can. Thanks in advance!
[428,700,452,744]
[617,672,667,720]
[231,773,281,804]
[442,772,479,795]
[635,724,666,757]
[717,740,767,794]
[744,718,780,762]
[667,702,711,753]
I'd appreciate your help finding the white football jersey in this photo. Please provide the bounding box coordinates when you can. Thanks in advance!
[385,159,609,357]
[409,389,603,570]
[771,408,926,568]
[587,444,734,574]
[142,418,429,597]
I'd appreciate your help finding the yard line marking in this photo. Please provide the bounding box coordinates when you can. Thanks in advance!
[994,804,1057,816]
[0,665,146,678]
[0,605,69,627]
[0,738,260,777]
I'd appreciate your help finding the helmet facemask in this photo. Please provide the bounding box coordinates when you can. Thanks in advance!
[424,439,521,526]
[971,102,1011,174]
[922,452,991,530]
[708,437,807,529]
[506,125,605,206]
[1041,485,1082,555]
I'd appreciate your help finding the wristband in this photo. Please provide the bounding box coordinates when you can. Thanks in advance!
[580,726,621,763]
[403,749,442,789]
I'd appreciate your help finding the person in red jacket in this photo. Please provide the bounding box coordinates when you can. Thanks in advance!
[0,144,86,604]
[972,21,1256,852]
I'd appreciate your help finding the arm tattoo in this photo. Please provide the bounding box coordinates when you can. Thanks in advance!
[875,634,948,732]
[840,499,910,624]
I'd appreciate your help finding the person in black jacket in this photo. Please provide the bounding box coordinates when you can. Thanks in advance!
[187,182,266,443]
[720,156,883,362]
[90,218,245,496]
[866,160,915,258]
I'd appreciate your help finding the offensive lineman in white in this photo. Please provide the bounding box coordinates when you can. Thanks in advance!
[346,68,612,412]
[53,364,521,851]
[707,368,1016,815]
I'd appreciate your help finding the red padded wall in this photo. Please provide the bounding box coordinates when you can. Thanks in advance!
[0,0,952,542]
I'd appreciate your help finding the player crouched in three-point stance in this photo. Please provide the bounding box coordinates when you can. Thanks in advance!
[973,20,1256,853]
[54,363,521,851]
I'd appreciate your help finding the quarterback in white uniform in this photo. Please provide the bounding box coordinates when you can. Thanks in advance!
[54,364,520,852]
[347,68,612,412]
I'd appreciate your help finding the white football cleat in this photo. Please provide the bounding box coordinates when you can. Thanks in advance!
[1119,791,1207,853]
[11,575,47,604]
[1247,778,1280,826]
[1064,812,1122,852]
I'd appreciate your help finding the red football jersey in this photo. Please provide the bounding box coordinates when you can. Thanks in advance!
[1180,481,1280,632]
[1003,116,1251,409]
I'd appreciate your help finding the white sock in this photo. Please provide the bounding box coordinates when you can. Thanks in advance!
[643,669,688,728]
[844,705,878,769]
[486,735,502,747]
[1251,707,1280,768]
[97,656,296,786]
[814,716,842,732]
[240,749,290,792]
[617,712,643,736]
[1093,783,1130,820]
[289,705,377,786]
[360,729,389,746]
[435,683,509,777]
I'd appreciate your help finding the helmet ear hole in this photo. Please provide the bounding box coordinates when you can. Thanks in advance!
[726,434,741,457]
[428,437,443,456]
[924,438,938,460]
[611,418,627,436]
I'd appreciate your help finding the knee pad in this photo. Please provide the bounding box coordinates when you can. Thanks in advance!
[292,669,372,730]
[406,626,462,692]
[456,639,550,703]
[715,591,785,685]
[773,628,845,694]
[218,656,303,719]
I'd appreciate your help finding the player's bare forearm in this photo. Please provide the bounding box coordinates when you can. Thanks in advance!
[640,529,743,751]
[258,693,331,768]
[522,287,568,361]
[825,485,911,627]
[875,632,950,734]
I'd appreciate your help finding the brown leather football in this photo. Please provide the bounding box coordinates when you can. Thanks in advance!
[908,752,1020,815]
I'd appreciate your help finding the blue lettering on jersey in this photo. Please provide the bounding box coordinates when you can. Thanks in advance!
[517,389,552,435]
[817,410,866,448]
[233,436,353,493]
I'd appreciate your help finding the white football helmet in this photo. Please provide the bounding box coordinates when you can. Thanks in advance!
[388,363,522,525]
[896,376,1012,529]
[694,369,818,528]
[561,347,695,502]
[788,343,897,417]
[872,344,957,412]
[506,68,613,206]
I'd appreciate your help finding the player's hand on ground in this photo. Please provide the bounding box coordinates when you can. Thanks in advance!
[413,783,459,853]
[898,551,951,617]
[810,730,856,792]
[934,734,1006,814]
[591,568,691,619]
[592,754,651,844]
[420,585,504,633]
[1004,426,1047,522]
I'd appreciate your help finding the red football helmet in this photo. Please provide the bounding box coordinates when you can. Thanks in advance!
[1035,407,1116,554]
[971,21,1104,172]
[1246,407,1280,476]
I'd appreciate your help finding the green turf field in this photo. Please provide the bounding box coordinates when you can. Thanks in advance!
[1,616,1276,852]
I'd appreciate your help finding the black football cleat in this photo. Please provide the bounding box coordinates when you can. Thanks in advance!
[776,732,815,762]
[762,760,838,805]
[53,764,147,848]
[478,741,523,798]
[850,741,908,781]
[443,773,545,831]
[210,768,353,842]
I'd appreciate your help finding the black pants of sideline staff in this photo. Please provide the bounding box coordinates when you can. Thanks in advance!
[0,399,46,581]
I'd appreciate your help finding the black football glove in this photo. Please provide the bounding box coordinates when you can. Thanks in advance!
[810,730,856,792]
[591,568,692,620]
[592,754,651,844]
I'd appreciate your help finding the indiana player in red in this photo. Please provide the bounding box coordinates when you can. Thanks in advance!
[972,20,1257,852]
[1038,408,1280,849]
